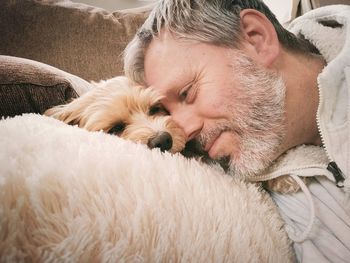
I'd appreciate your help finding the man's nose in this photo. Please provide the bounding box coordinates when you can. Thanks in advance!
[171,109,202,141]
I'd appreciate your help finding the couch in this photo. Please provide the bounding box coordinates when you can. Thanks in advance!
[0,1,296,262]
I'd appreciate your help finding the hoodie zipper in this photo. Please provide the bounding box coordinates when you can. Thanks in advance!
[327,162,345,188]
[316,75,346,188]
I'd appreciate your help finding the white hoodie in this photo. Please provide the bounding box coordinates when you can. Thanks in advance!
[251,5,350,262]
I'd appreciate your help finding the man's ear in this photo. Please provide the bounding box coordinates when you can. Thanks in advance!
[239,9,280,67]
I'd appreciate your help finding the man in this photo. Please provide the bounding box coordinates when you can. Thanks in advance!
[124,0,350,261]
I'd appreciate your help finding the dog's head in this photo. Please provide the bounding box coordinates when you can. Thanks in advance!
[44,76,186,153]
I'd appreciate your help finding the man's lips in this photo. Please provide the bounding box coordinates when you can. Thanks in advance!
[204,134,220,157]
[205,131,237,159]
[204,137,215,152]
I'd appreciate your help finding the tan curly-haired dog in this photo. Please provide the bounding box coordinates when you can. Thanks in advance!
[45,76,186,154]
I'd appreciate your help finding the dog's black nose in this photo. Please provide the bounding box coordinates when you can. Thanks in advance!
[148,132,173,152]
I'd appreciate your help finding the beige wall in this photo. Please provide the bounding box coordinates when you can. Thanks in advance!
[71,0,155,11]
[72,0,295,22]
[68,0,300,22]
[72,0,349,21]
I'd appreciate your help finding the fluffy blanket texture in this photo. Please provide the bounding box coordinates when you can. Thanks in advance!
[0,114,294,262]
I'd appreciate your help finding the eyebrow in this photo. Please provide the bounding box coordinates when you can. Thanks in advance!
[171,78,195,96]
[158,68,197,99]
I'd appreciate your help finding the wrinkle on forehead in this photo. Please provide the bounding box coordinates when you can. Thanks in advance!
[144,30,195,97]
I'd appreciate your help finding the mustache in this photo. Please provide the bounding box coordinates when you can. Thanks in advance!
[198,123,236,149]
[180,122,230,158]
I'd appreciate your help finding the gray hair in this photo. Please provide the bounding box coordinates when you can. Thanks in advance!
[124,0,317,85]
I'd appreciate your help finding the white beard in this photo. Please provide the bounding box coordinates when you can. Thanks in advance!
[200,50,286,178]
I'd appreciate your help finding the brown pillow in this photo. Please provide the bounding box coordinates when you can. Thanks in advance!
[0,56,92,118]
[0,0,151,81]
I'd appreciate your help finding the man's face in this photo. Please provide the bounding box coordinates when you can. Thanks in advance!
[144,31,287,177]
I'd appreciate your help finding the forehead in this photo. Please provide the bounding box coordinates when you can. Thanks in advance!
[144,31,234,93]
[144,31,193,89]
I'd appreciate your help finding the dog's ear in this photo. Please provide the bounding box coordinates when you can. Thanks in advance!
[44,94,91,126]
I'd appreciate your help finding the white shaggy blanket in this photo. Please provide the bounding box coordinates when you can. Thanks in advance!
[0,114,295,262]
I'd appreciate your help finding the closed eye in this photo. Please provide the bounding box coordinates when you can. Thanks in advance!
[179,88,189,101]
[149,103,169,116]
[108,122,126,135]
[179,81,196,104]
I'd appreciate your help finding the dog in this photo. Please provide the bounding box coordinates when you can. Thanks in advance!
[44,76,186,154]
[45,76,301,194]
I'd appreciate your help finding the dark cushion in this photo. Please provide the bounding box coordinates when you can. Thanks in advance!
[0,55,92,118]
